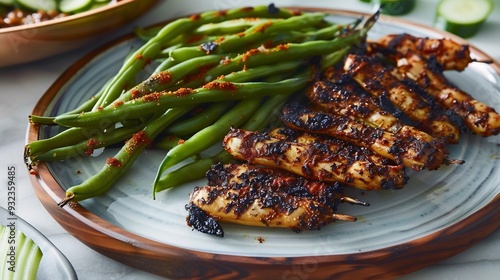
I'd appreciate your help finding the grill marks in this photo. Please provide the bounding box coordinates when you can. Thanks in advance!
[188,163,366,235]
[223,128,408,190]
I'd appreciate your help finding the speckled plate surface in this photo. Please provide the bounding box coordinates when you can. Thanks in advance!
[27,8,500,279]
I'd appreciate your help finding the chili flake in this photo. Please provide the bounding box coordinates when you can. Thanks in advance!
[85,138,99,156]
[190,14,201,21]
[203,81,238,91]
[176,88,194,97]
[242,48,260,62]
[142,92,162,102]
[254,21,272,33]
[130,89,141,99]
[152,71,172,84]
[216,10,227,17]
[113,100,124,107]
[126,130,151,153]
[106,157,123,168]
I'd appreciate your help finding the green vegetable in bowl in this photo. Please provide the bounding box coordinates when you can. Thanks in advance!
[1,224,43,280]
[434,0,493,38]
[59,0,94,14]
[1,0,117,28]
[15,0,58,11]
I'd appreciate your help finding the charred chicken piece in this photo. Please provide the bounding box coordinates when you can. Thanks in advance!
[395,53,500,137]
[267,127,396,166]
[344,54,460,143]
[372,33,474,71]
[280,103,451,171]
[187,163,365,235]
[307,79,446,149]
[206,163,370,207]
[223,127,408,190]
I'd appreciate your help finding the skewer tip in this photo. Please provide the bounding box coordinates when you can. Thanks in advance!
[333,213,357,222]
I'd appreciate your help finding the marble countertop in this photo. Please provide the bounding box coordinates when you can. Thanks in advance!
[1,0,499,279]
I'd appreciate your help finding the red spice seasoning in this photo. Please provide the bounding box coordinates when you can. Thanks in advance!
[176,88,194,97]
[106,157,123,168]
[113,100,124,107]
[203,81,238,92]
[220,56,232,65]
[214,36,225,44]
[130,89,141,99]
[242,48,260,62]
[215,10,228,17]
[177,139,185,145]
[127,130,151,153]
[190,14,201,21]
[142,92,162,102]
[85,138,99,156]
[254,21,272,33]
[135,54,144,60]
[275,43,290,51]
[152,71,172,84]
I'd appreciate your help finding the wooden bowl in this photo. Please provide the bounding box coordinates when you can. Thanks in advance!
[0,0,157,68]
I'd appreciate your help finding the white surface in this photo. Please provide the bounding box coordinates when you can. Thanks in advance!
[1,0,499,279]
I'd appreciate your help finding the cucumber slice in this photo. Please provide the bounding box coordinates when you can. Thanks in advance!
[0,225,43,280]
[434,0,493,38]
[374,0,416,15]
[15,0,58,11]
[59,0,94,14]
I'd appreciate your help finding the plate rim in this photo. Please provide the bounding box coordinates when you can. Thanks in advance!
[26,7,500,279]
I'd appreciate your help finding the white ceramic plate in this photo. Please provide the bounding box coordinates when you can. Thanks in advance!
[28,8,500,279]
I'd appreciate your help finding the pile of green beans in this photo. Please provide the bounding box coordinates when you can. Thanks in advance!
[25,4,379,205]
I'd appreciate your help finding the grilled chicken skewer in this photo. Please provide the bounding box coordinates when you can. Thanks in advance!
[307,79,446,148]
[371,33,476,71]
[267,127,396,166]
[280,103,451,171]
[394,53,500,137]
[223,127,408,190]
[344,54,460,143]
[187,163,365,235]
[206,163,370,207]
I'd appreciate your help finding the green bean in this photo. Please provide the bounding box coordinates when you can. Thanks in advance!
[194,18,274,35]
[58,106,191,205]
[32,124,143,162]
[53,77,308,128]
[153,135,183,150]
[113,54,225,103]
[152,97,263,197]
[169,12,328,61]
[26,126,108,159]
[181,31,368,88]
[96,5,297,108]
